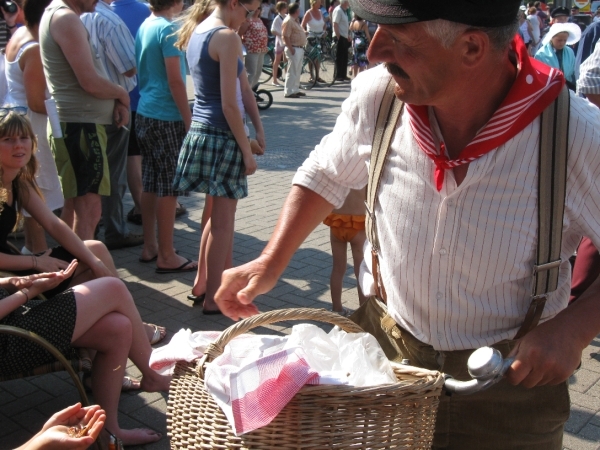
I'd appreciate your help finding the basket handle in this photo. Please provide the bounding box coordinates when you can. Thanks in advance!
[204,308,365,362]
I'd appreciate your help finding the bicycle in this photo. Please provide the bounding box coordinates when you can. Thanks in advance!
[302,32,337,88]
[261,43,315,90]
[253,85,273,110]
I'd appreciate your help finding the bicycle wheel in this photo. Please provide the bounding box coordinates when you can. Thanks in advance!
[299,58,316,90]
[260,50,274,83]
[317,56,336,87]
[255,89,273,110]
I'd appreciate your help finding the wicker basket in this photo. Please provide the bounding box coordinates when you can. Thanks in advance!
[167,308,444,449]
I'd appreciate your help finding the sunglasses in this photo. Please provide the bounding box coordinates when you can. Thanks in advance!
[240,3,256,19]
[0,106,27,119]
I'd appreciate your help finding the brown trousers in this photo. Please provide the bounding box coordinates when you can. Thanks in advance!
[390,323,570,449]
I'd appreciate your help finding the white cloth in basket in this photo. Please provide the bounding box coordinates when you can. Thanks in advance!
[151,324,395,435]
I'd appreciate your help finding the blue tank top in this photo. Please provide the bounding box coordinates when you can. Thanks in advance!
[188,26,244,130]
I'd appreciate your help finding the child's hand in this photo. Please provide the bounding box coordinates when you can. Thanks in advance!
[243,154,257,175]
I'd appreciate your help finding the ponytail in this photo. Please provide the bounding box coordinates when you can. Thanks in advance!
[174,0,215,50]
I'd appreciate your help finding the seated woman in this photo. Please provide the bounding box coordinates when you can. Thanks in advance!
[0,111,166,388]
[0,267,170,445]
[534,22,581,90]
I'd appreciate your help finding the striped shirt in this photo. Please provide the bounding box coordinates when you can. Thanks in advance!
[577,39,600,96]
[81,0,136,92]
[293,64,600,351]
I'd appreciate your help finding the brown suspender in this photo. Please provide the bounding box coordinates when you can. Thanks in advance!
[367,79,569,339]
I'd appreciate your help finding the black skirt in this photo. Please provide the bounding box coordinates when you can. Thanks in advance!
[0,288,78,374]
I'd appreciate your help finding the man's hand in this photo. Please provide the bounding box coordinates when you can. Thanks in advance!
[113,100,129,128]
[214,256,280,320]
[505,313,585,388]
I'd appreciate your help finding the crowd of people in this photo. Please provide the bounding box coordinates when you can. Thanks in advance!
[4,0,600,448]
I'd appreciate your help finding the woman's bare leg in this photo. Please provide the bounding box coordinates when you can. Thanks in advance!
[70,278,170,445]
[330,229,348,312]
[192,195,213,297]
[203,196,237,311]
[349,229,366,305]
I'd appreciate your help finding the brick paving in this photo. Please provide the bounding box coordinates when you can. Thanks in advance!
[0,78,599,450]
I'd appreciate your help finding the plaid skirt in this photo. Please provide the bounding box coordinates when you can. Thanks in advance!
[173,122,248,199]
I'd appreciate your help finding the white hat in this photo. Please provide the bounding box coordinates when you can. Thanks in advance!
[543,22,582,46]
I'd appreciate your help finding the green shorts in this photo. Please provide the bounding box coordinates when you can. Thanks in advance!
[49,122,110,199]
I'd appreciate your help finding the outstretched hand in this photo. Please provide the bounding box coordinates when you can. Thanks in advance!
[214,256,280,320]
[18,403,105,450]
[5,260,78,294]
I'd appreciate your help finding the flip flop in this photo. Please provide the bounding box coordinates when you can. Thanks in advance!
[139,255,158,263]
[155,258,197,274]
[121,376,142,391]
[187,293,205,304]
[147,323,167,345]
[82,374,141,392]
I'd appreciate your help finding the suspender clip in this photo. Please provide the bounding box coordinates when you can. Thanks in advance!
[533,259,562,273]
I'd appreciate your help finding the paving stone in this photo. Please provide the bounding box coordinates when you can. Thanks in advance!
[566,406,597,434]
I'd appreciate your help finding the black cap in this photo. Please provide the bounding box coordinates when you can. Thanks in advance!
[348,0,522,27]
[551,6,570,17]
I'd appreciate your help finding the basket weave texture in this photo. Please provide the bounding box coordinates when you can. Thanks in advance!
[167,308,444,449]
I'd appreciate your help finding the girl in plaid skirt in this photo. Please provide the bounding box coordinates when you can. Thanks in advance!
[173,0,266,314]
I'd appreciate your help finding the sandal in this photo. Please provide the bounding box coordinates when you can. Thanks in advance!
[126,207,142,225]
[82,373,141,392]
[147,323,167,345]
[332,307,352,317]
[175,202,187,218]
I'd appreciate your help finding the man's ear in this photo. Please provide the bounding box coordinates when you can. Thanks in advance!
[459,30,489,69]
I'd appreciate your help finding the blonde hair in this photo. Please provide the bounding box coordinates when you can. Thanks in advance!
[0,113,43,221]
[174,0,215,50]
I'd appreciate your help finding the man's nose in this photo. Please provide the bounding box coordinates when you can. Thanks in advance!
[367,28,390,65]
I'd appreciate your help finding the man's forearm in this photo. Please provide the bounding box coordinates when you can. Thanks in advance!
[260,185,334,278]
[585,93,600,109]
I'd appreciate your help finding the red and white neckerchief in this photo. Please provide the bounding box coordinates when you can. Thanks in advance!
[406,36,565,191]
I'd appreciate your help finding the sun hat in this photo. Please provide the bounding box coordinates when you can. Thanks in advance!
[347,0,522,27]
[542,22,582,46]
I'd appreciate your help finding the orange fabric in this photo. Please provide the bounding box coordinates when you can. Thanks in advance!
[323,213,366,243]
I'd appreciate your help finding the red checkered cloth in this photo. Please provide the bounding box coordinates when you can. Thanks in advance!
[206,345,320,435]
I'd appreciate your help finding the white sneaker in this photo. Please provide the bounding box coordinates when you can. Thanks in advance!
[21,246,32,255]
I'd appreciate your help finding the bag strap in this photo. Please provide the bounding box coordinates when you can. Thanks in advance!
[514,85,570,339]
[366,77,404,303]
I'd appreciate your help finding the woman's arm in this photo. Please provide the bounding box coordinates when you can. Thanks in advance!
[300,11,310,31]
[0,289,29,320]
[238,20,250,38]
[165,56,192,131]
[21,188,112,277]
[239,65,265,151]
[215,30,257,175]
[363,21,371,42]
[20,45,48,114]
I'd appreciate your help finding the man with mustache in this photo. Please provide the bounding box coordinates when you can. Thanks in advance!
[214,1,600,448]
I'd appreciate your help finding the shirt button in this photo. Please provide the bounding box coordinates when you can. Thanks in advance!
[436,292,443,299]
[437,333,444,340]
[447,200,454,207]
[439,248,447,255]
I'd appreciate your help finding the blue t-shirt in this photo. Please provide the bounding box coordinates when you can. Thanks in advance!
[111,0,151,111]
[135,16,185,121]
